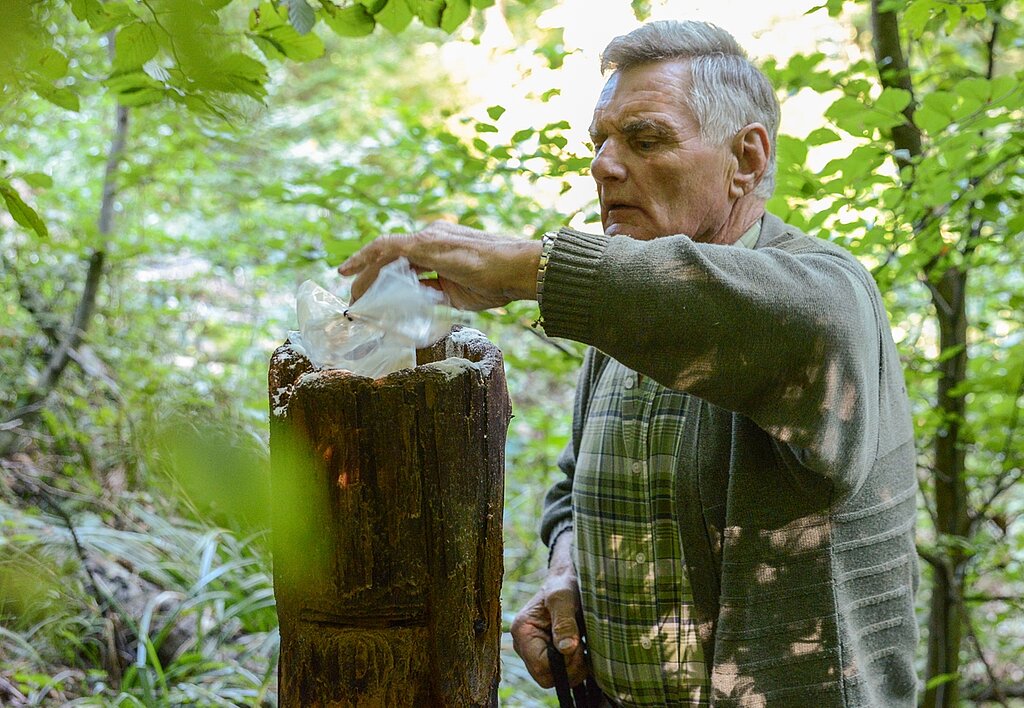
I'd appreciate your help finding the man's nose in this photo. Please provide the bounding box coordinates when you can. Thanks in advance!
[591,140,627,183]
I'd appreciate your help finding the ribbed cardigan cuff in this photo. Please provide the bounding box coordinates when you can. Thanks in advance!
[538,227,610,342]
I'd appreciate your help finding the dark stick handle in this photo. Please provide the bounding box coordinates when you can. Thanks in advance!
[547,642,575,708]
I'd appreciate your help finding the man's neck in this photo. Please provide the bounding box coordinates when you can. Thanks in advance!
[707,196,766,246]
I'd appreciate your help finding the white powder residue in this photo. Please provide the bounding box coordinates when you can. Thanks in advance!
[445,327,489,358]
[420,357,482,381]
[285,330,311,361]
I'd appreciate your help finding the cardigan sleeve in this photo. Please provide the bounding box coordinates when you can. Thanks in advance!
[538,218,895,494]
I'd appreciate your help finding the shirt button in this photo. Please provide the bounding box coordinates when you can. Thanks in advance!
[631,461,642,475]
[623,377,634,390]
[640,637,652,650]
[635,552,646,563]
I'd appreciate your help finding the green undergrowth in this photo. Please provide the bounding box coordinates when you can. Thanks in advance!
[0,487,279,706]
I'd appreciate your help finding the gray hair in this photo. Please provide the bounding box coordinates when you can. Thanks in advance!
[601,21,780,198]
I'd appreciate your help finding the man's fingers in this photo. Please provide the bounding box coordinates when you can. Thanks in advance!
[349,265,379,303]
[337,233,408,278]
[546,587,581,654]
[521,633,556,688]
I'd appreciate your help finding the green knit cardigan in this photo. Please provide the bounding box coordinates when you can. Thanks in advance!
[538,213,919,707]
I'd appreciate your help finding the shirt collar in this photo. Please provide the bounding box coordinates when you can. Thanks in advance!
[734,218,762,250]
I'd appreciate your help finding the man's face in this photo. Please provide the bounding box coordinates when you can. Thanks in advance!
[589,60,736,242]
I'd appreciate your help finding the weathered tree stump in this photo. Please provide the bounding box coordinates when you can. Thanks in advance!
[268,326,510,707]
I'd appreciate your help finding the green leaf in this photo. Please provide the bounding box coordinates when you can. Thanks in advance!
[913,104,946,135]
[441,0,471,34]
[777,134,809,166]
[511,128,534,144]
[486,105,505,121]
[323,4,376,37]
[374,0,413,34]
[630,0,652,20]
[806,127,840,146]
[18,173,53,189]
[925,672,960,690]
[954,77,990,104]
[923,91,958,119]
[938,344,966,363]
[475,122,498,133]
[408,0,444,27]
[34,49,70,81]
[903,0,936,38]
[471,0,495,7]
[70,0,133,32]
[0,179,48,238]
[287,0,316,35]
[825,95,869,136]
[325,238,365,262]
[965,3,986,20]
[35,85,80,112]
[249,2,324,61]
[113,22,159,72]
[875,87,912,115]
[542,134,567,149]
[943,3,961,34]
[218,53,270,99]
[104,70,165,106]
[220,53,268,81]
[70,0,105,24]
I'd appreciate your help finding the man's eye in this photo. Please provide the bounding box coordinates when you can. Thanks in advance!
[635,139,658,151]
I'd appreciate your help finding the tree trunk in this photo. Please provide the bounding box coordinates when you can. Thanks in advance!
[924,265,970,708]
[268,327,510,707]
[868,4,973,704]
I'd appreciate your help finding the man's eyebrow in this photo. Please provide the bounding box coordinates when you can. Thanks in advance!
[621,118,674,139]
[588,118,675,143]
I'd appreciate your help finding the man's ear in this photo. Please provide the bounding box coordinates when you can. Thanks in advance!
[729,123,770,199]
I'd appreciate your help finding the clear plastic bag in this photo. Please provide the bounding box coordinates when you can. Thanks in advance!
[292,258,452,378]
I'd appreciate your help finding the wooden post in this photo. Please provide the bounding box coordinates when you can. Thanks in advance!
[268,327,510,707]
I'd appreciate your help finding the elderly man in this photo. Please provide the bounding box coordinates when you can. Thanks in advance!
[340,20,918,707]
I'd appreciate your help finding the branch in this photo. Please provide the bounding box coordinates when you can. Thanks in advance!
[1,93,129,444]
[960,589,1010,706]
[916,544,946,571]
[518,320,584,360]
[964,683,1024,701]
[963,594,1024,607]
[871,147,1021,278]
[916,465,939,528]
[973,370,1024,527]
[985,9,1000,81]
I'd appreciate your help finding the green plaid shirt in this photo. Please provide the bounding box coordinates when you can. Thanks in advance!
[573,223,759,707]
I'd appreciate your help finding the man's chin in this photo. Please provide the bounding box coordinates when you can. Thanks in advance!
[605,222,654,240]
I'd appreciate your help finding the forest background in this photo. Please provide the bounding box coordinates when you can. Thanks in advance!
[0,0,1021,705]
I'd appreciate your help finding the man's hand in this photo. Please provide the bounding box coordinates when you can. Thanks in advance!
[511,531,588,688]
[338,221,542,311]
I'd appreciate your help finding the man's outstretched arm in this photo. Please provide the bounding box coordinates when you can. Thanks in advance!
[338,221,541,311]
